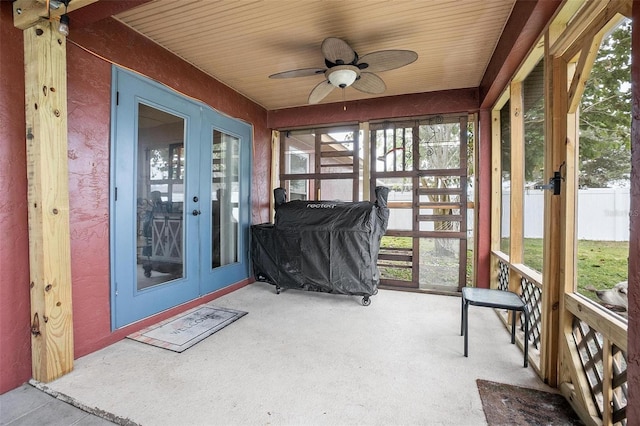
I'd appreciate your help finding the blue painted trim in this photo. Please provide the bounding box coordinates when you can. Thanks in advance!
[109,65,118,330]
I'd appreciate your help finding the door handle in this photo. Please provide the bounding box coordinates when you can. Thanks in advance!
[192,209,201,216]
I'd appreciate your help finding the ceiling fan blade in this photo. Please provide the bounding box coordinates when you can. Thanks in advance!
[269,68,327,79]
[352,72,386,94]
[321,37,356,65]
[357,50,418,73]
[308,80,336,104]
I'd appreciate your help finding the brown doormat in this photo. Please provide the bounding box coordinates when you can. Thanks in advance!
[477,379,583,425]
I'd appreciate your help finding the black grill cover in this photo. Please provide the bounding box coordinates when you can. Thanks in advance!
[252,187,389,296]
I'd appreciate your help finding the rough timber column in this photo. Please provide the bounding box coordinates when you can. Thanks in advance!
[21,19,74,382]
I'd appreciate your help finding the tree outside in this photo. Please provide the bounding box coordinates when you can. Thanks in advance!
[579,20,631,188]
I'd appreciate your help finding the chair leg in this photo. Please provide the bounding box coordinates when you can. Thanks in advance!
[460,296,464,336]
[463,302,469,357]
[510,310,516,344]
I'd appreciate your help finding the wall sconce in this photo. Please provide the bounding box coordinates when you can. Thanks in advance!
[535,162,565,195]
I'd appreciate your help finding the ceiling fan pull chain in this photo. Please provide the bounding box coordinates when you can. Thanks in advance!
[342,88,347,111]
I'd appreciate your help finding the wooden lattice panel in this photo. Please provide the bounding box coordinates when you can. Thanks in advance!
[611,345,628,425]
[572,317,627,425]
[498,260,509,291]
[520,277,542,349]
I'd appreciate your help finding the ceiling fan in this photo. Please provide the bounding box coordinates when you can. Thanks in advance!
[269,37,418,104]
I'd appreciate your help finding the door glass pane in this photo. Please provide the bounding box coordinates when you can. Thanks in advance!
[372,125,414,173]
[319,179,354,201]
[212,130,240,268]
[419,237,460,289]
[379,236,413,282]
[283,130,316,174]
[137,103,185,290]
[282,179,310,201]
[418,120,461,170]
[418,176,462,232]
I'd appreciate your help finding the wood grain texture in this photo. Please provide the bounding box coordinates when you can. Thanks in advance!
[24,21,74,382]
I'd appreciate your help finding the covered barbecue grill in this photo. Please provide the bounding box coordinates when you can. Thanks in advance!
[251,186,389,305]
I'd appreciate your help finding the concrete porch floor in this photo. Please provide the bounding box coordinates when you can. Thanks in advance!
[1,282,558,425]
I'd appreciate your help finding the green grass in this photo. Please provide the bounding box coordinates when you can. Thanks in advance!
[380,236,629,299]
[576,240,628,289]
[523,238,544,272]
[381,236,412,249]
[500,238,628,301]
[379,236,474,286]
[379,236,412,281]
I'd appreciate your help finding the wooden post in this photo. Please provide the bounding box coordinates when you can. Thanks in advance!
[503,81,525,335]
[270,130,279,222]
[360,122,370,201]
[490,109,502,289]
[23,20,74,382]
[509,81,524,285]
[541,52,569,388]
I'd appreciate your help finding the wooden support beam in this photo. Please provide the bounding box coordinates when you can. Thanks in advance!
[559,333,601,425]
[360,122,370,201]
[540,52,568,388]
[509,81,524,292]
[23,21,74,382]
[550,0,611,57]
[489,109,502,288]
[567,35,603,114]
[13,0,98,30]
[270,130,279,222]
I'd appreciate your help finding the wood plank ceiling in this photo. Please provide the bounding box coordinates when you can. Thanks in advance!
[114,0,516,111]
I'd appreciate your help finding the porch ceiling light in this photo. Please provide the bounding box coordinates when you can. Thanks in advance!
[327,66,359,88]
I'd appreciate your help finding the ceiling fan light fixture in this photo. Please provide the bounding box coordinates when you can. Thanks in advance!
[327,66,359,88]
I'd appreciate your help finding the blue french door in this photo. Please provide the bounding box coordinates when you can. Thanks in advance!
[111,68,252,328]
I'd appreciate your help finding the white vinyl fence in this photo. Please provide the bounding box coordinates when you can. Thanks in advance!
[502,187,630,241]
[384,187,629,242]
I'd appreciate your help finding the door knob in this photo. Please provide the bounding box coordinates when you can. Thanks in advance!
[192,209,201,216]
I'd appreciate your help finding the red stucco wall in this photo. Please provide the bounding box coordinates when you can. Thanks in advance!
[65,40,113,359]
[0,3,31,394]
[267,89,479,129]
[476,109,492,288]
